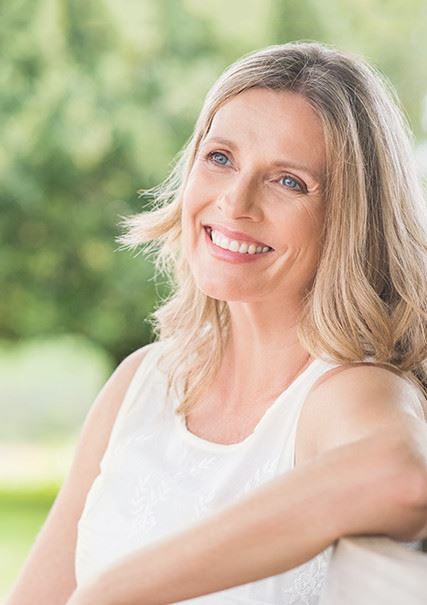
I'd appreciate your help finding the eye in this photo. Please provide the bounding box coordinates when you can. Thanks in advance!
[207,150,231,167]
[279,175,306,193]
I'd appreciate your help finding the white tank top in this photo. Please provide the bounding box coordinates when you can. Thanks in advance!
[73,341,360,603]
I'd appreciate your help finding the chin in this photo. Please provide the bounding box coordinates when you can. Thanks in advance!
[195,279,260,302]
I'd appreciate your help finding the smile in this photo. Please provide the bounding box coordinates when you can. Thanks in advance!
[204,227,273,265]
[205,227,273,255]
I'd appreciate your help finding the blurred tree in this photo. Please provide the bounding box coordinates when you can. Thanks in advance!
[0,0,425,363]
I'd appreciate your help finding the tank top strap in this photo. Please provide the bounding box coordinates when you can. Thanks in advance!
[286,359,341,470]
[100,341,164,471]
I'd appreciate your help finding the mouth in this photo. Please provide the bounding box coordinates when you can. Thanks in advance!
[203,225,274,254]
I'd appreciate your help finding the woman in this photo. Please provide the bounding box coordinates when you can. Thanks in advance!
[7,41,427,605]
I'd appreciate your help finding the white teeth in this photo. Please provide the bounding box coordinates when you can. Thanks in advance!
[210,228,271,255]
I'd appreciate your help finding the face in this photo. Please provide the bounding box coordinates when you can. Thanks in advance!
[181,87,327,304]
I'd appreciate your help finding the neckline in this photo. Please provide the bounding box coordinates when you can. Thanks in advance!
[173,357,323,453]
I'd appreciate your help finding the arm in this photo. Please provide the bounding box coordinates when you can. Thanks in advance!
[67,370,427,605]
[5,345,153,605]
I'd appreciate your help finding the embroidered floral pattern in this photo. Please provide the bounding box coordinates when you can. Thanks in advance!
[241,456,280,495]
[281,547,333,605]
[75,342,344,603]
[127,454,219,540]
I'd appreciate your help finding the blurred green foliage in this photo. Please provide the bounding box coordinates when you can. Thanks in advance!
[0,336,113,441]
[1,0,426,364]
[2,1,427,600]
[0,483,58,597]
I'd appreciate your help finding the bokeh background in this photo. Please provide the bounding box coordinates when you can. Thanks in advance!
[1,0,427,597]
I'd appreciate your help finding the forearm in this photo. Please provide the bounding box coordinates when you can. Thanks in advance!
[75,430,425,605]
[88,470,336,604]
[86,445,357,604]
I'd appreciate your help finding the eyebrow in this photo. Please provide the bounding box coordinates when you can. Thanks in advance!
[200,136,321,183]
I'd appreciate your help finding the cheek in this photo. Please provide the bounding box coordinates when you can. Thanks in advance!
[295,202,324,244]
[181,188,205,259]
[277,209,318,248]
[181,169,216,240]
[277,207,323,272]
[184,163,221,204]
[181,174,205,219]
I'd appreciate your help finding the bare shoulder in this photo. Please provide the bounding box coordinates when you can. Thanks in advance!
[85,343,155,436]
[67,341,156,483]
[65,341,155,510]
[296,363,426,465]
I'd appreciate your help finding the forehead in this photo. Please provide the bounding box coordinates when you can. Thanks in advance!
[205,88,326,171]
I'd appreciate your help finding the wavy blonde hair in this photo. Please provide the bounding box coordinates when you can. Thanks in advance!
[118,41,427,417]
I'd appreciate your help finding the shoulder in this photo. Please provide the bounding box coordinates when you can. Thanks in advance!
[64,343,155,490]
[300,362,426,461]
[99,343,155,406]
[77,343,155,448]
[115,343,155,379]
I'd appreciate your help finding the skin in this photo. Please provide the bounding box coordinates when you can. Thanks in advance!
[48,90,417,605]
[8,88,427,605]
[65,415,427,605]
[180,88,327,422]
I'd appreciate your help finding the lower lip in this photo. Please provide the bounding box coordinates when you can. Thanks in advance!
[204,228,273,264]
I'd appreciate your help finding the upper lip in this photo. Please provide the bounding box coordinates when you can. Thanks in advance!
[203,223,273,249]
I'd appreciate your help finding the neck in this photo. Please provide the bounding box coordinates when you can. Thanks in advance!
[212,315,312,413]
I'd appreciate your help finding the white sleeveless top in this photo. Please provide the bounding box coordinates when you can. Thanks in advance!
[73,341,394,603]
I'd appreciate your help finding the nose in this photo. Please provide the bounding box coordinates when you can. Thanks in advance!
[216,173,263,220]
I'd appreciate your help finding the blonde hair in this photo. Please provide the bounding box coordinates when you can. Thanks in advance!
[118,41,427,417]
